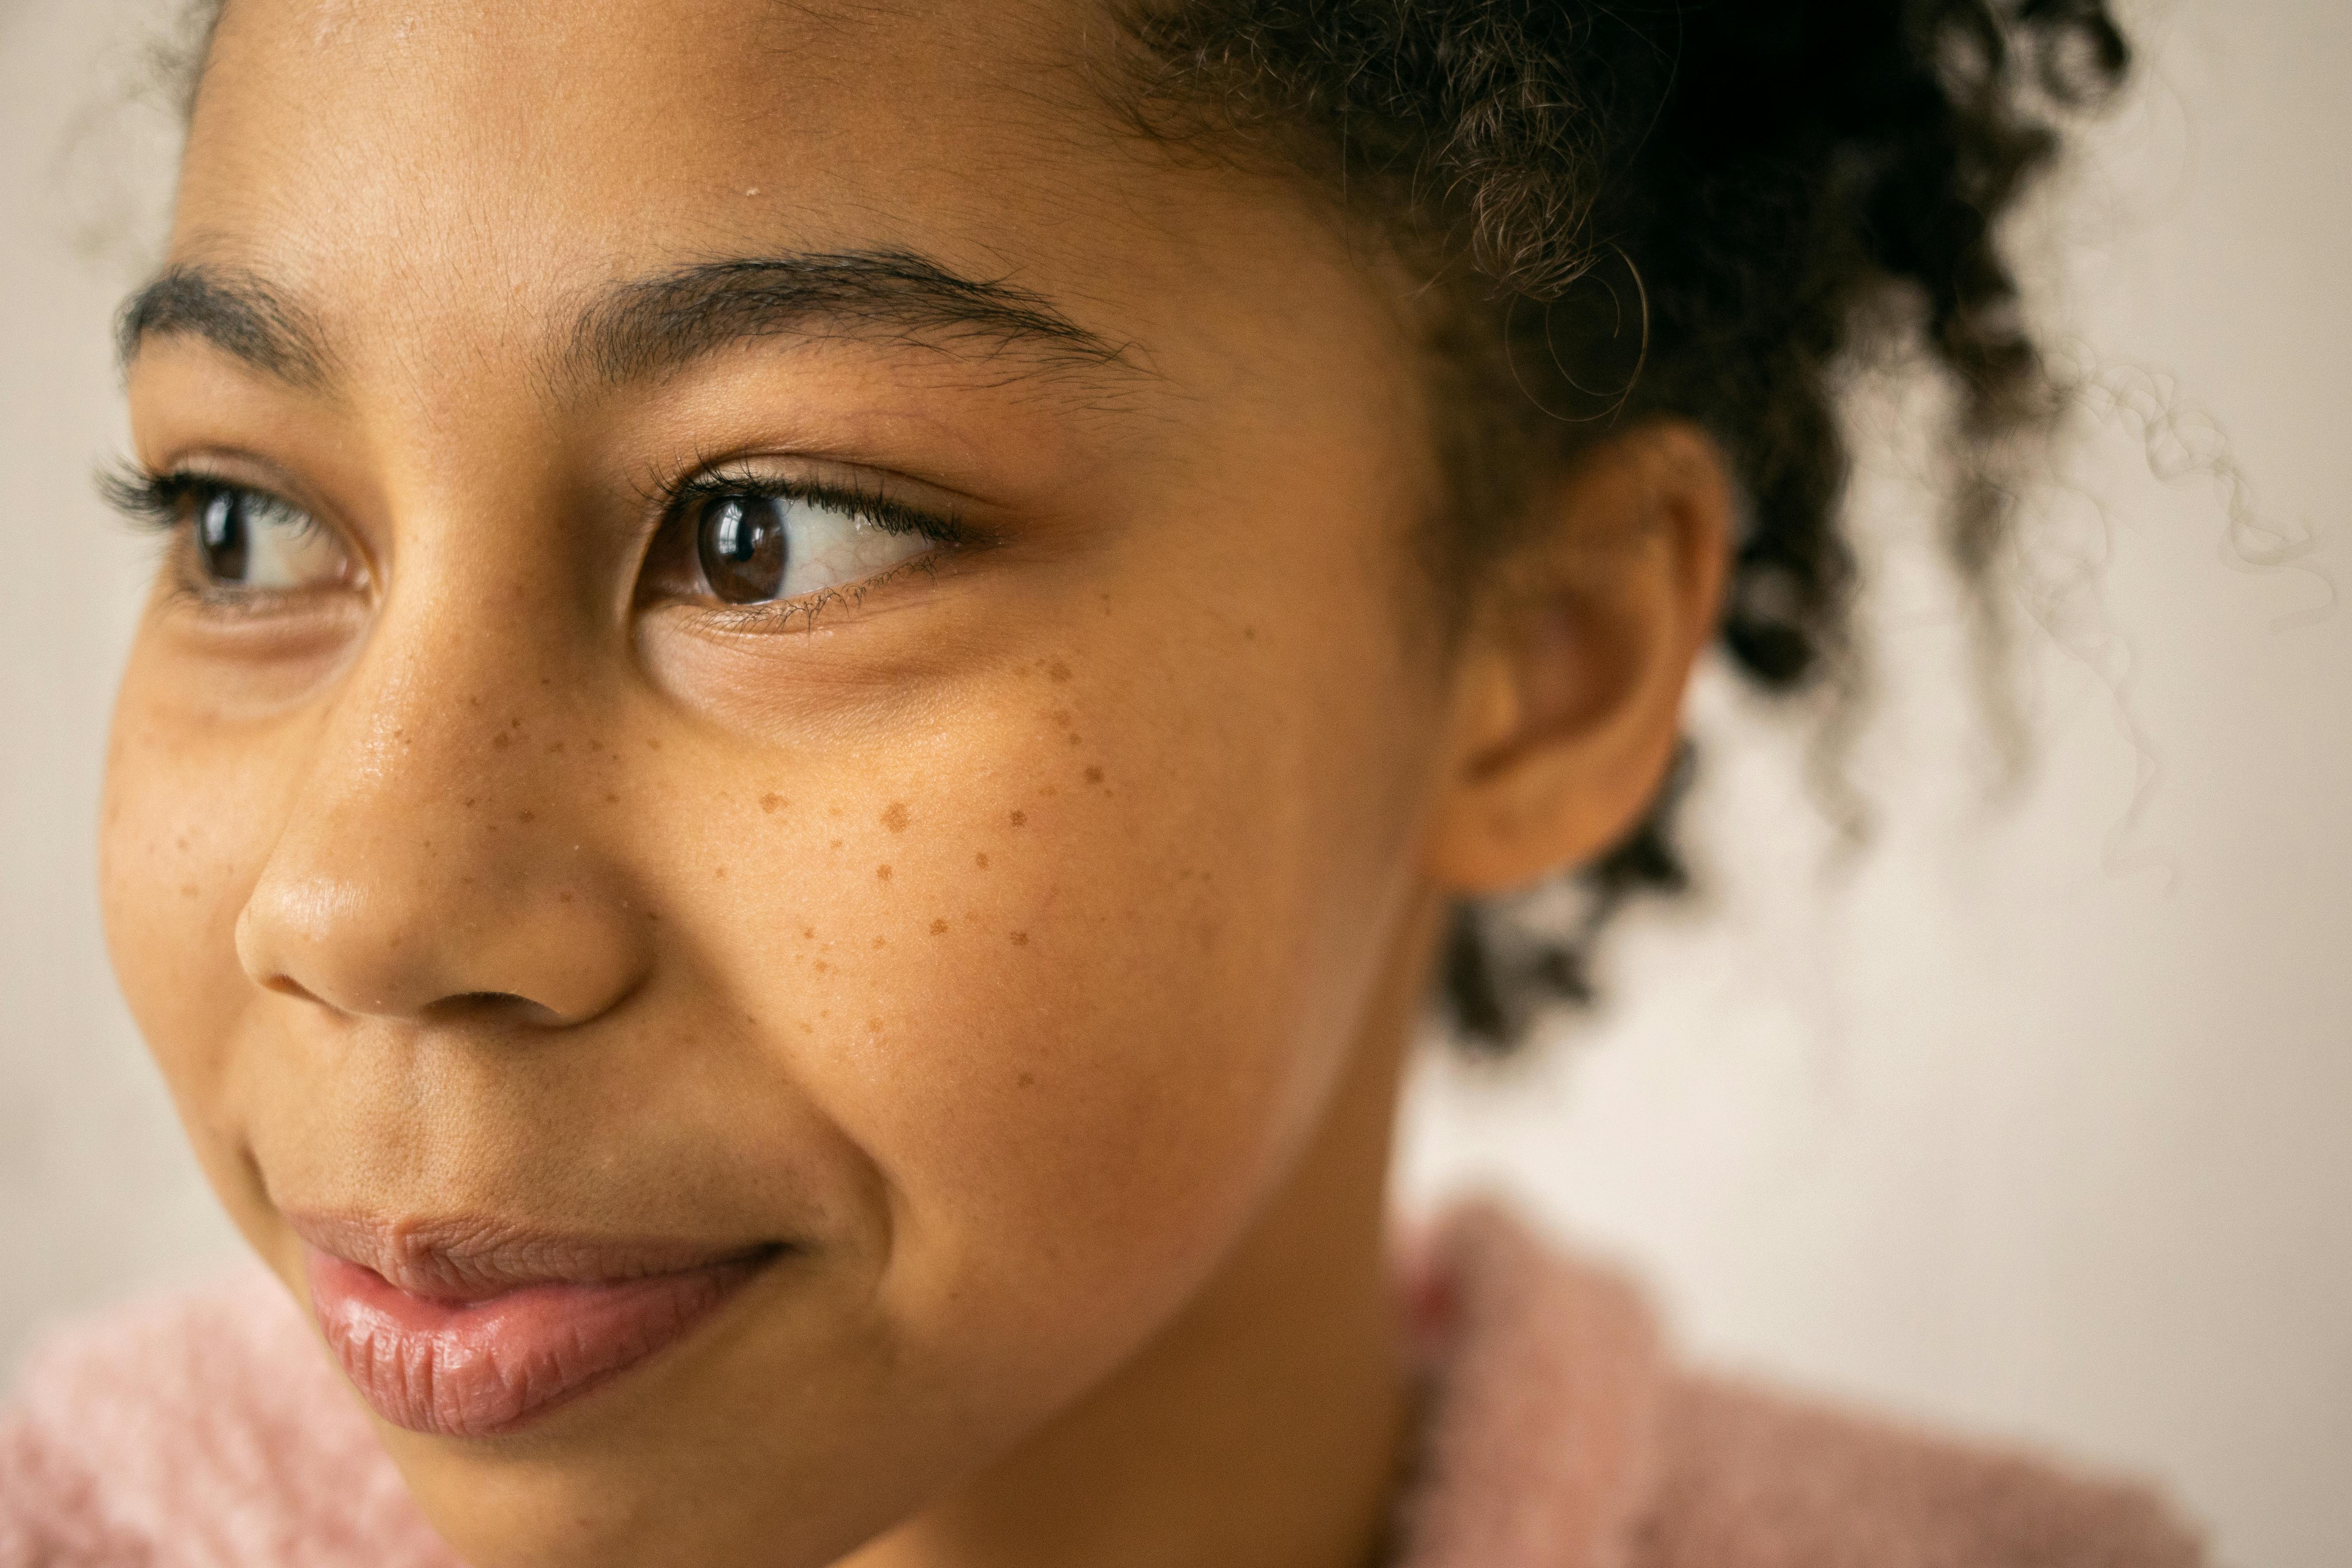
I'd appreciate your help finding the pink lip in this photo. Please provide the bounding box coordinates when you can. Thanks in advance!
[295,1216,775,1438]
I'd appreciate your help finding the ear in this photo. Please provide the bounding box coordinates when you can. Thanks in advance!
[1420,420,1730,896]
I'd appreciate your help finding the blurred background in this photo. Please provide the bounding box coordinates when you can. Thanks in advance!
[2,1,2345,1564]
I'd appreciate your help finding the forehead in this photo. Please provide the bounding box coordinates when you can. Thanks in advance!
[176,0,1240,374]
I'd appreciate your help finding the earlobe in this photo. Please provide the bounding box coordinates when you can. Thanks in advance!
[1420,422,1730,896]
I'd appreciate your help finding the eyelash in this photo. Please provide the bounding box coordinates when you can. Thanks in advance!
[98,463,224,535]
[98,460,975,627]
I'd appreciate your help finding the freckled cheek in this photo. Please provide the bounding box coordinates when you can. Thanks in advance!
[96,677,284,1131]
[699,741,1318,1327]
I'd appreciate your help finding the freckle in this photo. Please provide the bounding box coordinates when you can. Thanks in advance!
[830,838,844,850]
[1048,661,1071,683]
[175,836,189,851]
[518,811,534,824]
[560,891,574,903]
[647,738,661,751]
[715,866,728,879]
[1018,1071,1035,1088]
[867,1017,883,1033]
[1069,733,1082,747]
[1051,709,1072,728]
[1038,786,1058,797]
[1243,625,1257,640]
[876,864,892,882]
[828,805,843,819]
[802,927,815,939]
[605,792,619,804]
[1010,931,1029,947]
[820,1010,830,1019]
[469,696,481,707]
[761,793,784,813]
[814,960,830,973]
[881,801,910,832]
[931,919,949,934]
[975,852,990,869]
[547,742,564,755]
[178,883,198,899]
[493,732,510,750]
[1009,811,1026,828]
[1085,766,1103,784]
[872,937,886,949]
[511,717,522,729]
[588,738,603,753]
[802,1022,814,1033]
[646,910,660,922]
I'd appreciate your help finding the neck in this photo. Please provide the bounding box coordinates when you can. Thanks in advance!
[846,928,1427,1568]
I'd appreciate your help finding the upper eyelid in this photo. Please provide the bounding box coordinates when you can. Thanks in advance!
[102,461,319,522]
[644,443,983,524]
[663,468,972,546]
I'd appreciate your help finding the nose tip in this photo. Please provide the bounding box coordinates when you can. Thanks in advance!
[235,867,650,1029]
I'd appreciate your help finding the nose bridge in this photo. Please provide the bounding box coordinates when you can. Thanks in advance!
[238,564,651,1026]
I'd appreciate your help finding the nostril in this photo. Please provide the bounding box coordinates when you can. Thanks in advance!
[427,991,570,1028]
[260,974,325,1005]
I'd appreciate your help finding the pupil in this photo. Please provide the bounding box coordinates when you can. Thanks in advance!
[696,495,789,604]
[197,492,250,583]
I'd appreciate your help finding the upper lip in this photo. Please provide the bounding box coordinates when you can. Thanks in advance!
[286,1211,784,1301]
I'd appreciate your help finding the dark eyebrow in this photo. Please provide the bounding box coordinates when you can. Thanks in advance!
[564,249,1130,388]
[116,249,1130,396]
[117,265,333,386]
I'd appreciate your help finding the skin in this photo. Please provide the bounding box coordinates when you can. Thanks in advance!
[99,2,1728,1565]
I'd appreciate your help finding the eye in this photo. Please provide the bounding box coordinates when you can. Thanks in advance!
[687,489,937,606]
[187,484,350,591]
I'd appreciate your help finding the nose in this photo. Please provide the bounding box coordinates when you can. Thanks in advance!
[235,592,652,1029]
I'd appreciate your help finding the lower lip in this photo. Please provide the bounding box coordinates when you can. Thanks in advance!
[306,1249,765,1438]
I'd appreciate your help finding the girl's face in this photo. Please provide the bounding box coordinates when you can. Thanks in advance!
[100,2,1713,1564]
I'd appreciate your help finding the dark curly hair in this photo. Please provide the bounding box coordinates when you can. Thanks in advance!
[1115,0,2129,1047]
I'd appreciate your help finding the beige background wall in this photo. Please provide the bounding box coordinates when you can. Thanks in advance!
[3,3,2345,1565]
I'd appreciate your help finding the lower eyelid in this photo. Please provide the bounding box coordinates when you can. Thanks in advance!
[678,555,947,634]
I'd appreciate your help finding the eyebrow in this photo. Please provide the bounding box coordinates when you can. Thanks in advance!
[565,250,1130,386]
[117,265,333,387]
[117,249,1130,393]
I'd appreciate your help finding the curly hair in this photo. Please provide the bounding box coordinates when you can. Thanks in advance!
[1117,0,2130,1046]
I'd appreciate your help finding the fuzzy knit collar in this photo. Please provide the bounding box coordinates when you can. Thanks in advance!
[1391,1200,1661,1568]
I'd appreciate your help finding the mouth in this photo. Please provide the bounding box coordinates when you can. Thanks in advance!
[290,1213,784,1439]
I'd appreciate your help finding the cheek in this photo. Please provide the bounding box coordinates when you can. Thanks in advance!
[671,599,1439,1394]
[101,643,257,1099]
[97,634,305,1234]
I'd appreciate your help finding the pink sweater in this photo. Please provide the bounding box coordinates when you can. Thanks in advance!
[0,1204,2203,1567]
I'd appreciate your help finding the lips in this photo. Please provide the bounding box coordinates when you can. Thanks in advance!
[293,1215,776,1438]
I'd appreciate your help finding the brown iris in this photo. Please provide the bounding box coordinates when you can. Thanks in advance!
[194,490,253,583]
[696,495,790,603]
